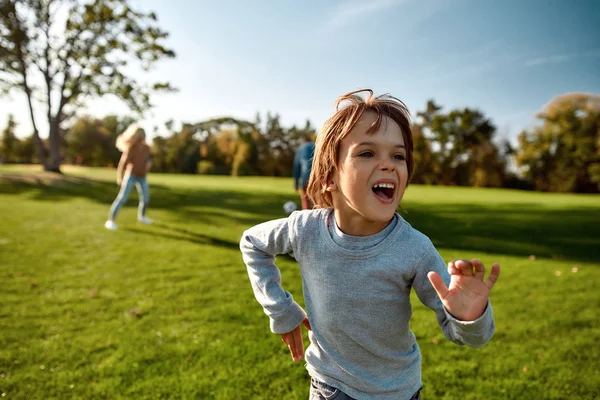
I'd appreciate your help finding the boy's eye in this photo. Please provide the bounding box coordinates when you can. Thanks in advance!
[359,151,374,158]
[394,154,406,160]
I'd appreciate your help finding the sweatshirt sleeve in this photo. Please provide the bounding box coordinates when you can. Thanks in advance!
[240,214,306,334]
[412,246,495,348]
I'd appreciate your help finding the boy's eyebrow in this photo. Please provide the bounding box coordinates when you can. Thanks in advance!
[355,141,405,149]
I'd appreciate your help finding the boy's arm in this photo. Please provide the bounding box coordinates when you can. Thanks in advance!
[240,216,306,335]
[412,247,497,348]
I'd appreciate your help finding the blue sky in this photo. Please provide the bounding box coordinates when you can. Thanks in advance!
[1,0,599,143]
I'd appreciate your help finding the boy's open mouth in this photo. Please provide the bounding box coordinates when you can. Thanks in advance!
[372,182,395,201]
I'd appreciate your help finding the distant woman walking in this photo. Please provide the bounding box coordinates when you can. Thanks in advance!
[104,123,153,230]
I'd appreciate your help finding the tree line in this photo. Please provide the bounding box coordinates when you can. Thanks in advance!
[2,92,599,193]
[1,1,599,192]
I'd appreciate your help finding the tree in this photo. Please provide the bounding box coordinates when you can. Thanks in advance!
[409,123,438,185]
[470,141,505,187]
[436,109,493,185]
[516,93,600,192]
[1,113,18,162]
[413,99,506,187]
[64,116,109,166]
[414,100,444,185]
[14,134,37,163]
[164,123,201,174]
[150,135,168,172]
[0,0,175,172]
[190,117,260,175]
[231,123,261,176]
[254,113,314,177]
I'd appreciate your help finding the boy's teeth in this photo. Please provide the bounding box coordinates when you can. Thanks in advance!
[372,183,395,189]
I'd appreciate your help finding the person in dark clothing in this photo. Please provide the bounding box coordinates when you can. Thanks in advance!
[293,136,315,210]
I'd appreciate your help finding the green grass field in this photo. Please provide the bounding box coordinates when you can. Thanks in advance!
[1,165,599,399]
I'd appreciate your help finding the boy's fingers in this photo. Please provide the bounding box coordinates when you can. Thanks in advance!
[456,259,474,276]
[281,333,295,358]
[281,322,308,362]
[472,259,485,280]
[428,271,449,300]
[447,260,460,275]
[290,327,304,362]
[485,263,501,290]
[303,318,312,331]
[282,326,303,362]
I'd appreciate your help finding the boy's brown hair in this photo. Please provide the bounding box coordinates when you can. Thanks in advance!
[306,89,414,208]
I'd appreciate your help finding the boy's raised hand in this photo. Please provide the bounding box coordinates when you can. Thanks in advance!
[280,318,311,362]
[427,259,500,321]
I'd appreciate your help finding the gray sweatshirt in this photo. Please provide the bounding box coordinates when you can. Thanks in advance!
[240,208,495,399]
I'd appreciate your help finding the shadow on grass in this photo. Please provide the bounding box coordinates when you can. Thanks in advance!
[0,172,288,225]
[124,223,241,251]
[124,223,296,265]
[401,203,600,263]
[2,172,599,263]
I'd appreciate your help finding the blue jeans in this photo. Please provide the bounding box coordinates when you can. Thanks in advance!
[309,378,421,400]
[108,173,149,220]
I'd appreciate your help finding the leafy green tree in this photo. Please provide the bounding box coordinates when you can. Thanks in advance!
[192,117,260,175]
[150,135,168,172]
[470,141,505,187]
[414,100,505,187]
[258,113,287,176]
[254,113,315,177]
[64,116,109,166]
[430,108,497,185]
[0,0,175,172]
[417,100,442,127]
[516,93,600,192]
[214,129,237,171]
[231,124,261,176]
[414,100,443,184]
[164,123,201,174]
[409,123,438,185]
[14,134,37,163]
[1,114,18,162]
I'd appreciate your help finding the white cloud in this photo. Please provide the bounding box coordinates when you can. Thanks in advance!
[525,53,573,67]
[326,0,408,30]
[524,49,600,67]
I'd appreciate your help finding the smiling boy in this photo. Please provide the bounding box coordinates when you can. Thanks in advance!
[240,89,500,400]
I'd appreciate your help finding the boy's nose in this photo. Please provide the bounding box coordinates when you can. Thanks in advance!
[379,161,395,172]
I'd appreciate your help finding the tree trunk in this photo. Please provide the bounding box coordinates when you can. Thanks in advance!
[45,119,62,173]
[32,131,47,167]
[24,87,48,169]
[19,70,49,170]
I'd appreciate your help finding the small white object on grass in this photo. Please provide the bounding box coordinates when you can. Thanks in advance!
[283,201,297,215]
[104,220,117,230]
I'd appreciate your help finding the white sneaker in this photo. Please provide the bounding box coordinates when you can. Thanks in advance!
[138,216,153,224]
[104,220,117,230]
